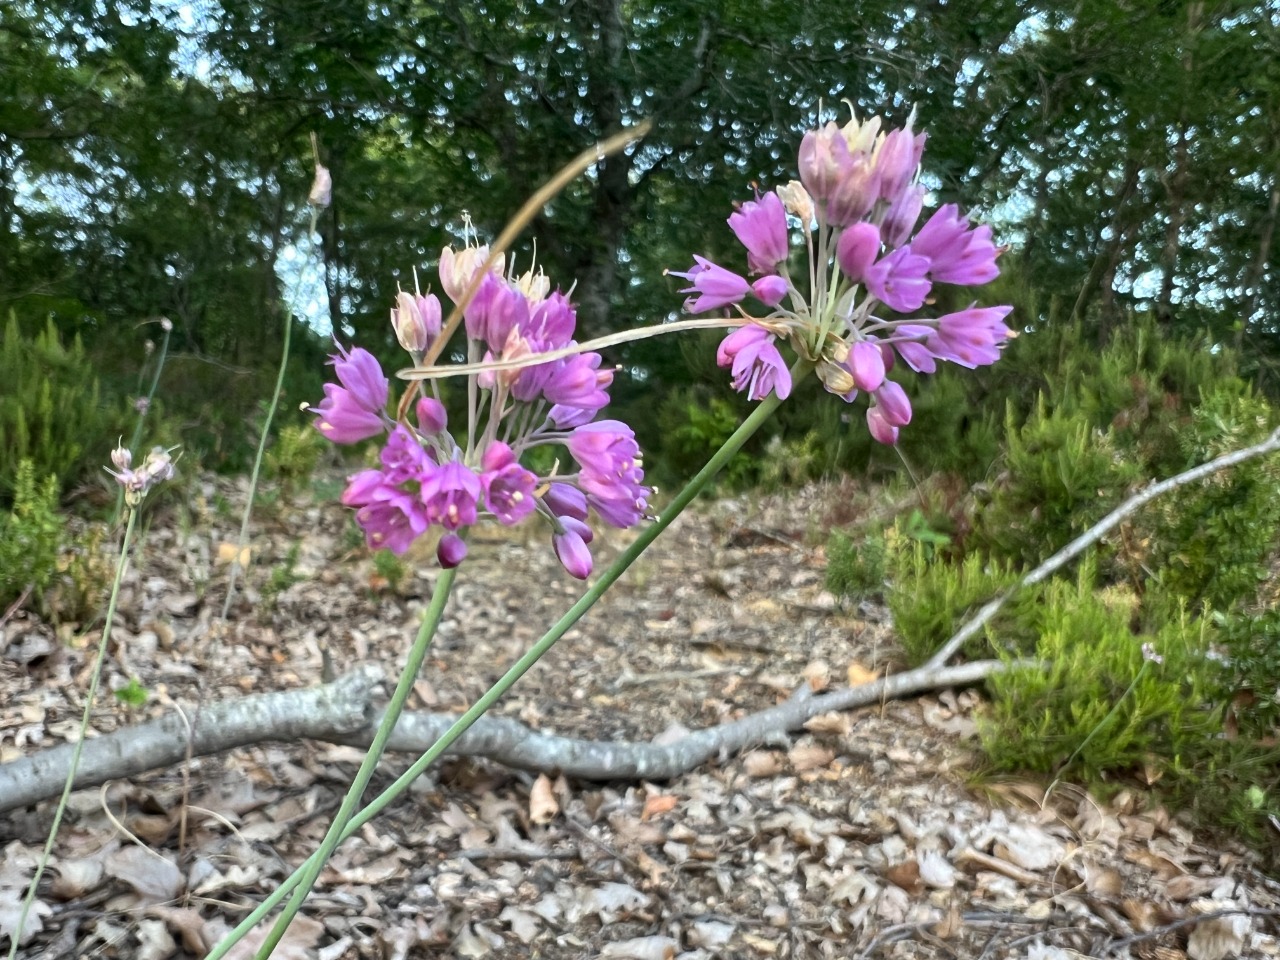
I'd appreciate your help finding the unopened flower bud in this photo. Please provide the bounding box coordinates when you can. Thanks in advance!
[836,222,881,283]
[866,404,899,445]
[849,340,886,392]
[415,397,447,435]
[111,444,132,472]
[159,317,172,333]
[437,533,468,568]
[798,123,852,202]
[751,275,789,307]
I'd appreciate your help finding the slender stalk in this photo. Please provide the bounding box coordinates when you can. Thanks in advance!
[7,510,138,960]
[1044,660,1152,802]
[205,360,809,957]
[220,308,295,621]
[112,323,171,524]
[242,566,459,960]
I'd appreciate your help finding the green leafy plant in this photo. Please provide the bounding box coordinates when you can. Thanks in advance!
[260,544,302,609]
[888,538,1037,665]
[825,530,887,601]
[973,396,1141,571]
[658,390,759,489]
[980,565,1217,785]
[1135,387,1280,610]
[0,461,62,610]
[372,549,408,594]
[0,315,117,499]
[266,421,328,494]
[114,678,149,707]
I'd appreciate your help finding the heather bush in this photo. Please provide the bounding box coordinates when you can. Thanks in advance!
[0,315,116,499]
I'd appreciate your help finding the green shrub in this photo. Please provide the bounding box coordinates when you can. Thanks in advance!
[888,538,1037,665]
[1136,386,1280,610]
[266,420,328,493]
[0,461,63,609]
[0,315,117,499]
[826,530,887,601]
[980,565,1217,783]
[656,389,759,489]
[972,396,1141,571]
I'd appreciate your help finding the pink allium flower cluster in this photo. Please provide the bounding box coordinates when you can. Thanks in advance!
[310,243,650,579]
[108,443,177,505]
[671,107,1013,444]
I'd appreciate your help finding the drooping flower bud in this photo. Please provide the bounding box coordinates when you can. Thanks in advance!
[437,533,468,568]
[751,275,789,307]
[836,222,881,283]
[415,397,448,435]
[848,340,886,392]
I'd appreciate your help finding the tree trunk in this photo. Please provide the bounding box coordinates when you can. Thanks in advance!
[1071,158,1142,334]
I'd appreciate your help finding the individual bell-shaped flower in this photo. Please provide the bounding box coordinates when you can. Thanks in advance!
[728,191,789,275]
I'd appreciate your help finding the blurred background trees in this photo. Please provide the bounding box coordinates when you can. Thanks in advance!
[2,0,1277,480]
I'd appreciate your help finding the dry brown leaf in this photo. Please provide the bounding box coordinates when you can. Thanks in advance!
[1085,866,1124,899]
[599,936,677,958]
[788,743,835,772]
[846,661,880,686]
[641,793,678,821]
[803,711,851,735]
[49,857,105,899]
[933,903,964,939]
[1119,897,1159,931]
[742,750,784,777]
[104,846,182,902]
[204,914,323,960]
[802,660,830,692]
[528,774,559,825]
[741,932,781,953]
[1166,874,1221,901]
[885,860,923,895]
[1123,847,1186,881]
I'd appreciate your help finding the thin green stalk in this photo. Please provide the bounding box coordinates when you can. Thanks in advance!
[207,360,809,957]
[246,565,459,960]
[1045,659,1152,802]
[220,309,294,621]
[113,324,171,524]
[7,509,138,960]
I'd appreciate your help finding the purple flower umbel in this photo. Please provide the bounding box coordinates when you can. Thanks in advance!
[671,103,1010,444]
[313,240,652,576]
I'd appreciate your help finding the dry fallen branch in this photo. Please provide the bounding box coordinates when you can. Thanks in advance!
[925,425,1280,670]
[0,658,1009,814]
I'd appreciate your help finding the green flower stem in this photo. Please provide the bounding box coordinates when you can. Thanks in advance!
[7,509,138,960]
[243,565,459,960]
[221,309,295,622]
[113,324,171,524]
[208,359,809,957]
[1046,659,1152,800]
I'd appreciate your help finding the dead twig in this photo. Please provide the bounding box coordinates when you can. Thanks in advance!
[0,658,1012,814]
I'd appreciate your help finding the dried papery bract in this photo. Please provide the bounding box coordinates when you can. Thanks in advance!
[672,104,1012,444]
